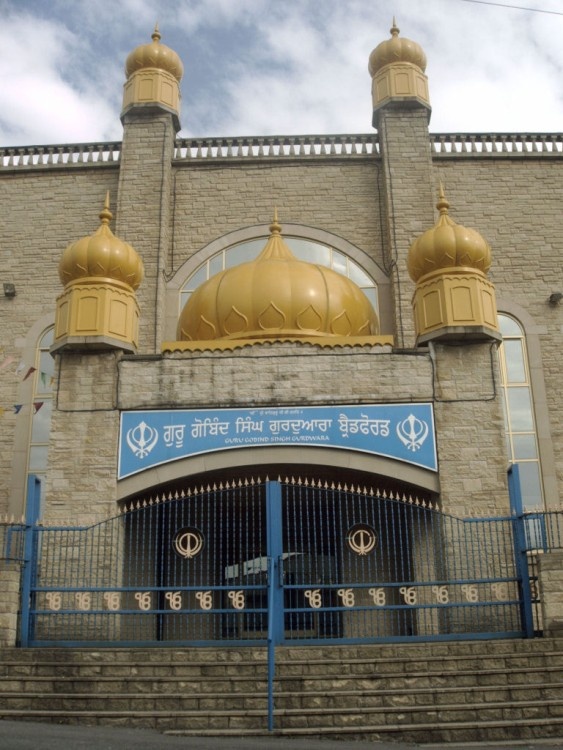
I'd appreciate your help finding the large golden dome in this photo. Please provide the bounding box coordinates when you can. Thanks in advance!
[407,186,492,282]
[59,194,144,290]
[368,20,427,77]
[178,215,379,342]
[125,25,183,82]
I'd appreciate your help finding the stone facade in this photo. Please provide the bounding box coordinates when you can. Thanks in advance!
[0,26,561,648]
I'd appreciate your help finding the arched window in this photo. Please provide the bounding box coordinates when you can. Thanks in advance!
[179,237,378,316]
[498,314,544,510]
[27,326,55,516]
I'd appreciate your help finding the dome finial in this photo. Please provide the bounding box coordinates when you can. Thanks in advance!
[437,182,450,214]
[152,22,161,42]
[391,17,400,37]
[270,208,282,235]
[99,191,113,225]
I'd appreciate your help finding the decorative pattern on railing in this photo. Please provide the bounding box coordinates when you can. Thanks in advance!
[0,142,121,169]
[1,133,561,169]
[173,134,380,160]
[431,133,563,155]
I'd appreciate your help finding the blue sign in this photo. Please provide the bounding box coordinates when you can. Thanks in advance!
[118,403,437,479]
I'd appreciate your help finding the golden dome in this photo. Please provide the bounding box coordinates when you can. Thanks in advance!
[368,19,427,77]
[407,186,492,283]
[178,214,379,342]
[125,25,183,82]
[59,193,144,290]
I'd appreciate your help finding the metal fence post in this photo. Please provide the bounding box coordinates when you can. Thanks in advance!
[266,479,284,731]
[20,475,41,647]
[508,465,534,637]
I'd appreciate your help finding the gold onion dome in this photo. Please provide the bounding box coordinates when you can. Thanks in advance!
[125,24,184,81]
[59,193,144,290]
[178,213,379,342]
[368,19,427,76]
[407,186,492,282]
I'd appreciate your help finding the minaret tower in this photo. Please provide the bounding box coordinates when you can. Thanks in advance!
[369,20,435,347]
[116,26,183,352]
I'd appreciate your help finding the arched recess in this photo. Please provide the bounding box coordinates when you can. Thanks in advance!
[496,298,558,509]
[117,445,439,504]
[8,314,55,517]
[164,224,392,340]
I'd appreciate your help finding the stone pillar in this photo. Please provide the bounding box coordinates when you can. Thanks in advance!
[116,111,176,354]
[376,108,436,347]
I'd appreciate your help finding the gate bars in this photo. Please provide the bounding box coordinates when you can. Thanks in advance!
[15,477,560,649]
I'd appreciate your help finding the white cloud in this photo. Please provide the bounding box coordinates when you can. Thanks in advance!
[2,0,563,145]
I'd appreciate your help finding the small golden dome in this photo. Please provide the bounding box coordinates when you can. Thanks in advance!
[368,19,427,77]
[178,213,379,342]
[125,25,183,82]
[407,186,492,282]
[59,193,144,290]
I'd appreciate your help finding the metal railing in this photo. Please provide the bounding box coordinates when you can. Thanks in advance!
[2,132,561,169]
[173,134,379,160]
[0,142,121,169]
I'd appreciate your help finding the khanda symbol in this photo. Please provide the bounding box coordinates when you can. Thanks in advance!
[397,414,429,452]
[126,421,159,459]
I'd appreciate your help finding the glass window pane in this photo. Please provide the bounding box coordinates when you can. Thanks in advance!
[499,315,522,336]
[362,288,378,309]
[512,434,537,460]
[29,446,48,471]
[517,462,543,511]
[209,254,223,276]
[507,388,534,431]
[31,400,53,443]
[331,250,347,275]
[186,266,207,291]
[226,240,264,267]
[348,262,374,287]
[503,339,526,383]
[286,238,330,265]
[37,352,55,394]
[39,328,54,348]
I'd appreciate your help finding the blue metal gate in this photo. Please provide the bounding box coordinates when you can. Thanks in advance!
[20,478,534,647]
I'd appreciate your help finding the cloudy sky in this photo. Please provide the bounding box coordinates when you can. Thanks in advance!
[1,0,562,146]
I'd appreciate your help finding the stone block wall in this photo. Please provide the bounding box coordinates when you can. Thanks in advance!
[0,166,120,517]
[0,564,22,647]
[538,550,563,636]
[437,157,563,509]
[43,340,510,521]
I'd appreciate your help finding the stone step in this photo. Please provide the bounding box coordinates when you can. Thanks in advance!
[2,639,563,743]
[166,716,563,743]
[2,652,562,677]
[0,678,563,708]
[2,690,563,712]
[2,698,563,733]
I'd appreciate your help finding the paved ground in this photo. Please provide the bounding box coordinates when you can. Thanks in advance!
[1,721,562,750]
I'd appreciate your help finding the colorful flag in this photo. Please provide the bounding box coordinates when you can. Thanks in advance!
[13,404,22,414]
[33,402,44,414]
[22,367,37,381]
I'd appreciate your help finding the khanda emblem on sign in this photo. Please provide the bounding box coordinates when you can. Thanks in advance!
[396,414,429,452]
[126,421,159,459]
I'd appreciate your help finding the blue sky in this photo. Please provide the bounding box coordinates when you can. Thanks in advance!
[1,0,562,145]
